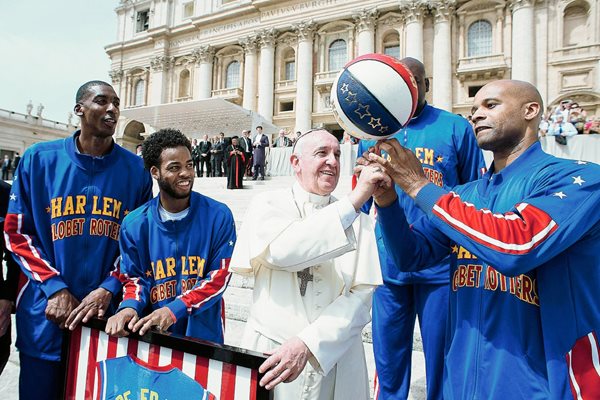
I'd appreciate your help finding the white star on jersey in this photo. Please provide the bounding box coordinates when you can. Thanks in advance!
[572,176,585,186]
[228,240,234,246]
[553,192,567,199]
[575,160,588,165]
[9,193,16,201]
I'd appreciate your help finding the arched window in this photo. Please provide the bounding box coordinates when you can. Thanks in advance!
[282,48,296,81]
[467,20,492,57]
[134,80,145,106]
[563,4,589,47]
[178,69,190,98]
[225,61,240,88]
[383,32,400,59]
[328,39,347,71]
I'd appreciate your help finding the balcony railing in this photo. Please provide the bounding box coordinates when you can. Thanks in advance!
[275,80,297,91]
[456,54,508,80]
[0,108,71,130]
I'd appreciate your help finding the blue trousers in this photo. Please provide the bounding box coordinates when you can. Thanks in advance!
[372,282,448,400]
[19,352,62,400]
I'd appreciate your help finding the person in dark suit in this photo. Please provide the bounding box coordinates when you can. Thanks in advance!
[211,134,226,177]
[252,126,269,180]
[191,139,201,177]
[239,130,253,177]
[1,156,11,181]
[0,180,19,374]
[226,137,246,190]
[198,134,212,177]
[12,153,21,178]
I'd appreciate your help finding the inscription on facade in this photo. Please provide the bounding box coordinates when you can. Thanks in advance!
[260,0,342,20]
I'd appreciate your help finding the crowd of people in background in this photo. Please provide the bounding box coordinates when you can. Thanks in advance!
[538,99,599,142]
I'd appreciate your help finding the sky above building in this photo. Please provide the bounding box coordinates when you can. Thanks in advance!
[0,1,120,123]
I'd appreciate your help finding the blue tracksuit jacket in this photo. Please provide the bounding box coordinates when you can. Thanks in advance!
[118,192,235,344]
[4,132,153,361]
[377,142,600,399]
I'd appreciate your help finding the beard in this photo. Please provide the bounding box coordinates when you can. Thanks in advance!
[157,176,192,200]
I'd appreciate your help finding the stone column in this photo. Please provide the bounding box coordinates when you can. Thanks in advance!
[496,7,505,54]
[192,45,215,100]
[353,8,379,55]
[293,21,316,133]
[109,69,124,101]
[149,55,174,105]
[432,1,454,111]
[458,13,466,59]
[510,0,535,83]
[239,36,259,111]
[257,28,277,122]
[401,1,427,61]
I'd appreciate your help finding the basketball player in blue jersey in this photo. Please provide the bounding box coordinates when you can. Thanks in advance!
[358,58,484,399]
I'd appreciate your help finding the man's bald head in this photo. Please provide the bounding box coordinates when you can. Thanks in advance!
[400,57,429,112]
[471,79,543,155]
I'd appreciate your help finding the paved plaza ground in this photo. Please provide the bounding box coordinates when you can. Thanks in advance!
[0,175,427,399]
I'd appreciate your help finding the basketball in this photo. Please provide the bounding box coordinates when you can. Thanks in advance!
[330,53,418,140]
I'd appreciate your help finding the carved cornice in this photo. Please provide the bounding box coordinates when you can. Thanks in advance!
[150,55,174,72]
[431,0,455,23]
[109,69,124,84]
[239,35,259,54]
[293,20,316,41]
[509,0,535,12]
[353,9,379,33]
[278,34,297,47]
[191,45,215,64]
[258,28,278,48]
[399,1,429,24]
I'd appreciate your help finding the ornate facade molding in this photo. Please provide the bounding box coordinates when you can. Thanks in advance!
[239,35,259,54]
[191,45,215,64]
[509,0,535,12]
[399,1,429,24]
[352,9,379,33]
[293,20,316,42]
[109,69,124,84]
[431,0,455,23]
[150,55,174,72]
[258,28,278,48]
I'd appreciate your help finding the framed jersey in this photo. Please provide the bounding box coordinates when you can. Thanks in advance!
[60,318,271,400]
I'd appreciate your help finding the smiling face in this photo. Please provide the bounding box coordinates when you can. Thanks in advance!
[470,80,541,153]
[151,146,194,201]
[291,130,340,196]
[75,84,120,138]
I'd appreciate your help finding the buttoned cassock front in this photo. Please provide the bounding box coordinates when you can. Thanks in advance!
[230,183,382,400]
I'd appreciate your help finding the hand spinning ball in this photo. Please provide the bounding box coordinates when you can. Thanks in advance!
[331,53,418,140]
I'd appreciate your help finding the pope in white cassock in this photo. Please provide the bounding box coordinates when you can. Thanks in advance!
[230,129,386,400]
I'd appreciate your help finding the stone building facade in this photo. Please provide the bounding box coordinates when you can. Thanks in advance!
[106,0,600,137]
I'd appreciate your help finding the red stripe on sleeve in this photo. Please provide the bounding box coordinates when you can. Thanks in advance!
[180,258,232,311]
[567,331,600,399]
[433,192,558,255]
[4,213,59,282]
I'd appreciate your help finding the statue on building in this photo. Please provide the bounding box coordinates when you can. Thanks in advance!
[67,111,73,126]
[26,101,33,116]
[36,103,44,118]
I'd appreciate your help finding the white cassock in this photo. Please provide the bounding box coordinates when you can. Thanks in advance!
[230,182,382,400]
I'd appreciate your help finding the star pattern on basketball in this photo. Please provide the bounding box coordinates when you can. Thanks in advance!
[379,126,389,134]
[572,176,585,186]
[436,155,444,163]
[368,117,382,129]
[345,91,357,104]
[340,83,349,94]
[354,103,371,119]
[553,192,567,199]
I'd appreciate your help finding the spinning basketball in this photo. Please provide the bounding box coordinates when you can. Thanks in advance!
[331,53,418,140]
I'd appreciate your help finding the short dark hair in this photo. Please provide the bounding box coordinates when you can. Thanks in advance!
[75,80,113,103]
[142,128,191,170]
[256,125,263,130]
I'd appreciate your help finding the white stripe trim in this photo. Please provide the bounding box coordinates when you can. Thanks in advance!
[234,365,251,400]
[101,360,108,400]
[588,333,600,377]
[189,272,231,310]
[568,350,584,400]
[158,346,172,367]
[433,204,557,252]
[15,279,28,308]
[206,359,223,397]
[116,337,128,358]
[96,331,109,363]
[181,352,196,379]
[137,341,150,363]
[75,327,91,400]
